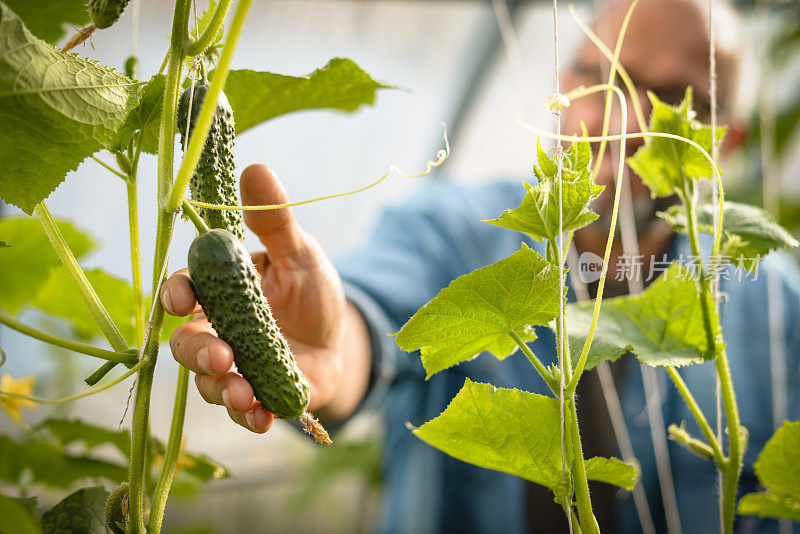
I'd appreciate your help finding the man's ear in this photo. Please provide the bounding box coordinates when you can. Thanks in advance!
[721,121,747,156]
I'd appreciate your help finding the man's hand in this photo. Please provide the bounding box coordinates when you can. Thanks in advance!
[161,164,371,433]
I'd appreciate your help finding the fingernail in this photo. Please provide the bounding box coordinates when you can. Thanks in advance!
[162,287,174,314]
[221,387,231,408]
[245,411,255,429]
[197,346,211,373]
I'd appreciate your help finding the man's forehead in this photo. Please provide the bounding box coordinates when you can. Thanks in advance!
[573,0,710,90]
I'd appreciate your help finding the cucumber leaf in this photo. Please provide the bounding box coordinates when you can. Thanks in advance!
[738,421,800,521]
[31,268,181,345]
[411,379,569,492]
[111,73,166,155]
[411,379,638,495]
[627,88,726,198]
[584,456,639,491]
[0,491,41,534]
[395,244,562,378]
[38,418,131,457]
[0,216,95,315]
[40,487,109,534]
[0,2,140,213]
[0,435,127,488]
[2,0,89,43]
[32,268,136,343]
[220,58,393,135]
[659,201,798,271]
[564,263,723,369]
[487,135,602,243]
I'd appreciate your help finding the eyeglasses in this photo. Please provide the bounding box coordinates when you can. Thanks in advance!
[570,62,713,122]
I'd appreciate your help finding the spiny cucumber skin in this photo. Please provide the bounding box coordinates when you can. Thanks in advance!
[188,229,311,419]
[88,0,132,29]
[178,83,245,242]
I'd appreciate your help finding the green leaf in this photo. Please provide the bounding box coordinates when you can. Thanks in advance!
[0,3,141,213]
[0,241,9,248]
[32,268,137,343]
[2,0,89,42]
[627,88,726,198]
[738,493,800,522]
[533,139,559,181]
[0,435,127,488]
[31,268,177,345]
[40,486,110,534]
[486,178,604,243]
[395,244,562,377]
[584,456,639,491]
[659,201,799,272]
[753,421,800,500]
[220,58,393,135]
[38,418,131,457]
[111,74,165,155]
[490,134,602,242]
[738,421,800,521]
[411,378,567,491]
[0,491,41,534]
[0,216,95,314]
[564,263,722,370]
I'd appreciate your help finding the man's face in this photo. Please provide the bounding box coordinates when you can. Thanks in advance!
[562,0,713,237]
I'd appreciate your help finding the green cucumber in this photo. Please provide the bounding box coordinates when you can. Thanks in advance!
[89,0,132,30]
[178,83,245,242]
[188,229,311,419]
[105,482,129,534]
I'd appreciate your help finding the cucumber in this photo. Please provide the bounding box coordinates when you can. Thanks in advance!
[178,83,245,242]
[89,0,132,30]
[105,482,129,534]
[188,229,311,419]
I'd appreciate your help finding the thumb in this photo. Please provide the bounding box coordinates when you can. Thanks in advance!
[240,164,308,268]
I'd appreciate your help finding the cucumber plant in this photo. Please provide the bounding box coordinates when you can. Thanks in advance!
[0,1,798,533]
[394,15,800,534]
[0,0,389,531]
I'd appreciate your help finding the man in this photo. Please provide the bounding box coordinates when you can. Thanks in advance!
[160,0,800,532]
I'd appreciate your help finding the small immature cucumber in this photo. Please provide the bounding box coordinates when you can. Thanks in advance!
[178,83,245,242]
[89,0,132,30]
[188,229,311,419]
[105,482,129,534]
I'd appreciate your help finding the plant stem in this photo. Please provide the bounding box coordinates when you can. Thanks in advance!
[147,365,190,533]
[666,366,726,469]
[681,182,716,355]
[187,0,234,56]
[90,154,128,180]
[716,348,743,534]
[166,0,254,214]
[0,312,137,364]
[128,1,191,531]
[35,202,130,354]
[510,330,558,394]
[128,173,145,347]
[182,199,210,233]
[567,397,600,534]
[682,178,742,534]
[85,361,117,386]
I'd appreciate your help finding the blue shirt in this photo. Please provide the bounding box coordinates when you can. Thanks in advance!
[335,179,800,534]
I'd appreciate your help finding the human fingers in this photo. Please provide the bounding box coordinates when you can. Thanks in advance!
[169,319,234,376]
[194,371,255,411]
[226,404,274,434]
[161,268,202,316]
[240,164,312,268]
[195,372,274,432]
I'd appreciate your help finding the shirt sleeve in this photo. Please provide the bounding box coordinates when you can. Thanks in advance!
[333,179,528,421]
